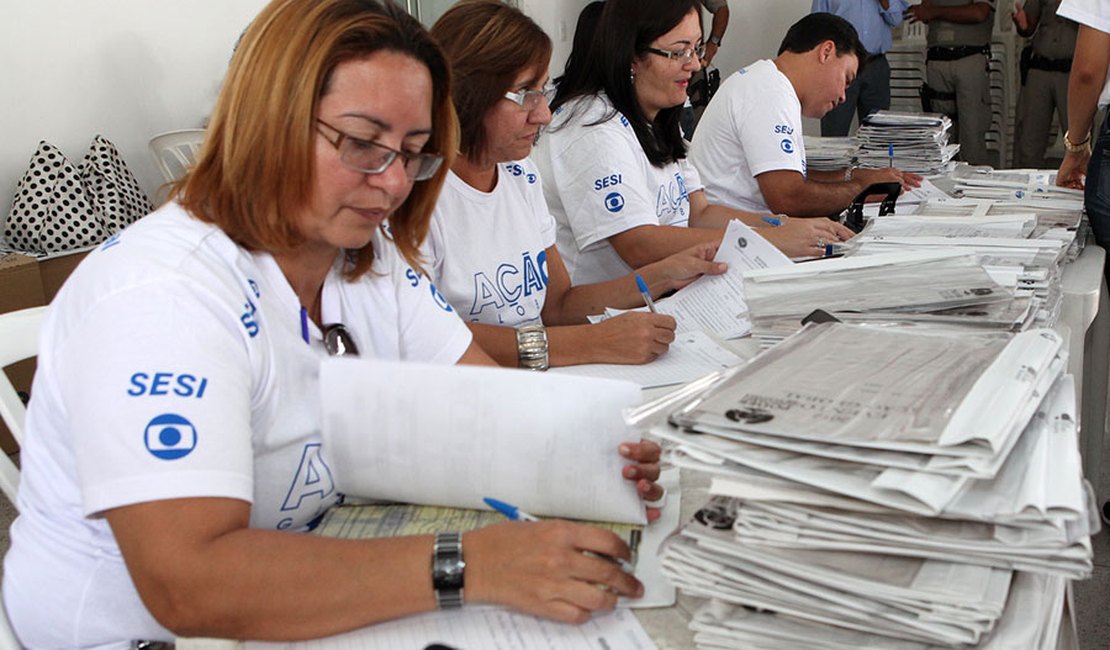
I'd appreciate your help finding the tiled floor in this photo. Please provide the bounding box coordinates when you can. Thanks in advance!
[0,457,1107,647]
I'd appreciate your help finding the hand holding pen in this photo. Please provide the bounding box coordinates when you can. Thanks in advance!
[464,503,644,622]
[485,498,638,574]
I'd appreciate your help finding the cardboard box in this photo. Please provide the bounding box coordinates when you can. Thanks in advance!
[0,249,89,453]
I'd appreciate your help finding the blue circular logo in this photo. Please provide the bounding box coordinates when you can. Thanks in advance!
[780,138,794,154]
[144,413,197,460]
[605,192,625,213]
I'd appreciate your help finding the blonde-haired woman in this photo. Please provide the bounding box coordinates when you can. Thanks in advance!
[3,0,661,644]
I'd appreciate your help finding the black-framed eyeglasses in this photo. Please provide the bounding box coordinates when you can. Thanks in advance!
[323,323,360,357]
[645,44,706,64]
[503,82,557,112]
[316,119,443,181]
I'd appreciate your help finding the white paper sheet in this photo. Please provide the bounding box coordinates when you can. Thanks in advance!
[320,359,646,524]
[551,330,743,388]
[245,607,658,650]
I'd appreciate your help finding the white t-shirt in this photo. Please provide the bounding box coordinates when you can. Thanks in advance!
[3,202,472,647]
[424,161,556,327]
[1058,0,1110,107]
[689,59,806,214]
[534,93,704,285]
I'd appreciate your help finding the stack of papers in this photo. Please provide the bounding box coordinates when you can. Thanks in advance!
[741,251,1016,346]
[912,196,1085,263]
[630,323,1096,647]
[803,135,857,171]
[952,166,1086,210]
[855,111,959,174]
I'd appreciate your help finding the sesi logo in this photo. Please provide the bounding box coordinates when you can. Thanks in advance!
[128,372,210,399]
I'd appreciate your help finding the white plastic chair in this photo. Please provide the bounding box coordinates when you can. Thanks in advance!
[0,306,44,650]
[0,306,46,506]
[148,129,206,184]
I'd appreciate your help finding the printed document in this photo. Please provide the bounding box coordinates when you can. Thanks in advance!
[320,359,646,524]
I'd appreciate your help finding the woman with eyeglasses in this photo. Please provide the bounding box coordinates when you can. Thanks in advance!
[536,0,856,286]
[425,0,727,368]
[3,0,663,645]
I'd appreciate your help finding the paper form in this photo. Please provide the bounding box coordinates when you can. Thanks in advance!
[319,359,646,524]
[313,468,684,609]
[245,607,658,650]
[551,330,742,388]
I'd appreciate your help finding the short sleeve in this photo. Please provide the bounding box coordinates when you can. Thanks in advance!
[55,283,256,516]
[525,161,558,249]
[376,238,473,364]
[548,114,666,252]
[736,87,805,178]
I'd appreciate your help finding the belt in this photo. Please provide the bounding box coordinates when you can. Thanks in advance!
[927,45,990,62]
[1028,52,1072,73]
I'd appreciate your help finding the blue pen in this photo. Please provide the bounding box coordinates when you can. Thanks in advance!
[635,275,657,313]
[888,143,894,168]
[762,216,782,226]
[484,497,635,574]
[483,497,539,521]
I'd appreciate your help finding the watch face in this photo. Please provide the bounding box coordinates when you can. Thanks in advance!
[434,556,466,589]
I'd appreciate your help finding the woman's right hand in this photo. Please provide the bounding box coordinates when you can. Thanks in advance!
[464,520,642,623]
[592,311,676,364]
[758,217,855,258]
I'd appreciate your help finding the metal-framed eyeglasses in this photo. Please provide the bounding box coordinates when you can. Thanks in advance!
[645,44,706,64]
[316,119,443,181]
[503,82,557,112]
[323,323,360,357]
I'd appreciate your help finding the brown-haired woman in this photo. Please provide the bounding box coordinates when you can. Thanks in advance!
[426,0,727,369]
[3,0,661,644]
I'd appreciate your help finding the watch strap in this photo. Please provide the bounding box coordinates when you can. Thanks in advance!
[432,532,465,609]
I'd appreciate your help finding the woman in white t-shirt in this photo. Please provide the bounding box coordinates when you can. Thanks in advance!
[2,1,664,646]
[537,0,855,285]
[425,0,727,368]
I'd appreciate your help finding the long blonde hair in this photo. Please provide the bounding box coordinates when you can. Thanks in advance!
[174,0,458,278]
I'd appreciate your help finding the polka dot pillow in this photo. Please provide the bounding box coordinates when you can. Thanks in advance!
[80,135,153,233]
[3,141,106,254]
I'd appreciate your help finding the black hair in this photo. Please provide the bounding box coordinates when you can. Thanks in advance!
[778,12,867,69]
[555,0,604,88]
[551,0,699,167]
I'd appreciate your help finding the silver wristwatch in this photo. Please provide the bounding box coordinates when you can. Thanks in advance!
[432,532,465,609]
[516,324,549,371]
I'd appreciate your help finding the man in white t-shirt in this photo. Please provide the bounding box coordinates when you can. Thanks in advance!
[690,12,920,218]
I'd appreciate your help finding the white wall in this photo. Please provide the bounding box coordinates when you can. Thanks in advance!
[0,1,267,221]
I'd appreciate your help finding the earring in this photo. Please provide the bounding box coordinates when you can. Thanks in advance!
[630,67,636,83]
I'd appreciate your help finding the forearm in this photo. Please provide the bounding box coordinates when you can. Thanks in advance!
[609,224,723,268]
[691,203,772,229]
[549,275,654,324]
[709,6,729,42]
[763,177,864,217]
[113,510,439,639]
[465,319,639,367]
[1067,26,1110,142]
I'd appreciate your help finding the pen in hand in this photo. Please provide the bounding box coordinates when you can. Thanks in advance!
[635,275,657,313]
[483,497,636,574]
[761,216,782,226]
[888,143,894,168]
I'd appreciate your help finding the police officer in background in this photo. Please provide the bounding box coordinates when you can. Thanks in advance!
[683,0,730,138]
[908,0,996,166]
[1013,0,1078,168]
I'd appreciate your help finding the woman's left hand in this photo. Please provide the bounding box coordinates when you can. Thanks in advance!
[651,242,728,294]
[619,441,664,522]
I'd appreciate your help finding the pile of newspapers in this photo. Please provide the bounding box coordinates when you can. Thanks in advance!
[855,111,960,174]
[952,166,1086,209]
[802,136,857,171]
[631,322,1097,649]
[741,251,1032,347]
